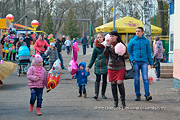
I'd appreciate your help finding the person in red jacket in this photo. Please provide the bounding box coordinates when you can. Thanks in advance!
[34,34,49,55]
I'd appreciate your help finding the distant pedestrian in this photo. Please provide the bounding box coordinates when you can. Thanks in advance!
[23,31,33,51]
[44,34,49,51]
[64,36,71,55]
[55,35,66,69]
[153,36,164,81]
[73,62,90,98]
[91,37,94,48]
[81,33,88,55]
[27,54,47,116]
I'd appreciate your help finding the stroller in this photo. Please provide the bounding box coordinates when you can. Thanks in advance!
[17,46,31,77]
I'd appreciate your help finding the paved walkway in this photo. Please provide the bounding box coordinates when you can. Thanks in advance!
[0,45,179,120]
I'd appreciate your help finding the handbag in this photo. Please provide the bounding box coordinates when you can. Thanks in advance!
[161,54,166,62]
[124,59,134,80]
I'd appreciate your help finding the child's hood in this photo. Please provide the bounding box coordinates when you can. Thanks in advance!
[78,62,86,70]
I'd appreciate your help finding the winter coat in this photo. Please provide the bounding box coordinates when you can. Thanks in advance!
[73,62,90,85]
[64,40,71,46]
[23,35,33,49]
[55,38,62,52]
[45,47,58,63]
[127,35,153,65]
[81,36,88,45]
[103,43,129,70]
[27,63,47,89]
[153,40,164,59]
[34,38,49,54]
[87,40,108,75]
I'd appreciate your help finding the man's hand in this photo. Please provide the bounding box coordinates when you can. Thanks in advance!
[60,52,62,54]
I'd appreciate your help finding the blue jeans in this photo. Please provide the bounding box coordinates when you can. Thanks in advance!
[66,46,70,55]
[58,52,65,69]
[30,88,43,108]
[82,45,86,55]
[155,58,161,78]
[133,62,150,97]
[78,85,86,94]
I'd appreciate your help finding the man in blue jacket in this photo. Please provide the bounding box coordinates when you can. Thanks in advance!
[127,27,153,101]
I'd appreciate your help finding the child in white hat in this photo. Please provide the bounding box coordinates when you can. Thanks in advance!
[45,42,59,70]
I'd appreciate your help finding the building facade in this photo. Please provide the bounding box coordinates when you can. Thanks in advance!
[173,0,180,89]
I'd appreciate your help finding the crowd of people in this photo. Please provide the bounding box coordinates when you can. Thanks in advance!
[0,27,165,116]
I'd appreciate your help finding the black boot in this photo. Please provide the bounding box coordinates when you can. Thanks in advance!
[146,95,152,101]
[118,83,126,109]
[111,84,118,108]
[93,82,100,100]
[135,95,141,101]
[101,81,107,99]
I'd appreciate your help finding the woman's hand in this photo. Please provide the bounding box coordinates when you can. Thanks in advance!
[86,67,90,73]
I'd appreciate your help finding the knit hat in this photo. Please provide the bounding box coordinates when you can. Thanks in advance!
[32,54,43,65]
[50,42,55,47]
[155,36,160,41]
[19,37,24,40]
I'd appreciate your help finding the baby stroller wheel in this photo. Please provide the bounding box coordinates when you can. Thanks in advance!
[17,65,21,77]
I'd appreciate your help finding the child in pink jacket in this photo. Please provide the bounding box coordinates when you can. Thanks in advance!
[27,54,47,116]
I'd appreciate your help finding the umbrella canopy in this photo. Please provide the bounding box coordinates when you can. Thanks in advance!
[0,62,18,80]
[95,16,162,34]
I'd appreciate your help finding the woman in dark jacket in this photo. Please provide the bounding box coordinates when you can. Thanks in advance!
[104,31,129,108]
[87,33,108,100]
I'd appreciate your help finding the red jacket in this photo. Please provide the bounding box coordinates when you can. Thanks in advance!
[34,38,49,54]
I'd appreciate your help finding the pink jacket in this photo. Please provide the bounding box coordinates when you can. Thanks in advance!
[27,63,47,89]
[34,38,49,54]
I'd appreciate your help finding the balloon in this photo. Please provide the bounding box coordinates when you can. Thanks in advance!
[114,42,126,56]
[9,48,12,52]
[68,42,79,75]
[12,49,16,53]
[12,46,15,49]
[47,70,61,92]
[4,47,7,50]
[8,44,12,48]
[2,49,5,52]
[46,59,61,92]
[68,59,78,75]
[5,50,9,53]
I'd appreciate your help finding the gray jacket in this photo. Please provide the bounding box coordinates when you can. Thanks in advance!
[45,48,58,62]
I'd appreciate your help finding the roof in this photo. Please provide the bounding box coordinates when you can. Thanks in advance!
[95,16,162,34]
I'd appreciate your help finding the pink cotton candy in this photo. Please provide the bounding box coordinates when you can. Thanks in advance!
[115,43,126,56]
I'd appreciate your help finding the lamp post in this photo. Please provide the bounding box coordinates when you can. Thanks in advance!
[113,0,116,30]
[31,20,39,33]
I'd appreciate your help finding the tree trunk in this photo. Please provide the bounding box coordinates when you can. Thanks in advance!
[158,0,165,35]
[143,0,153,52]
